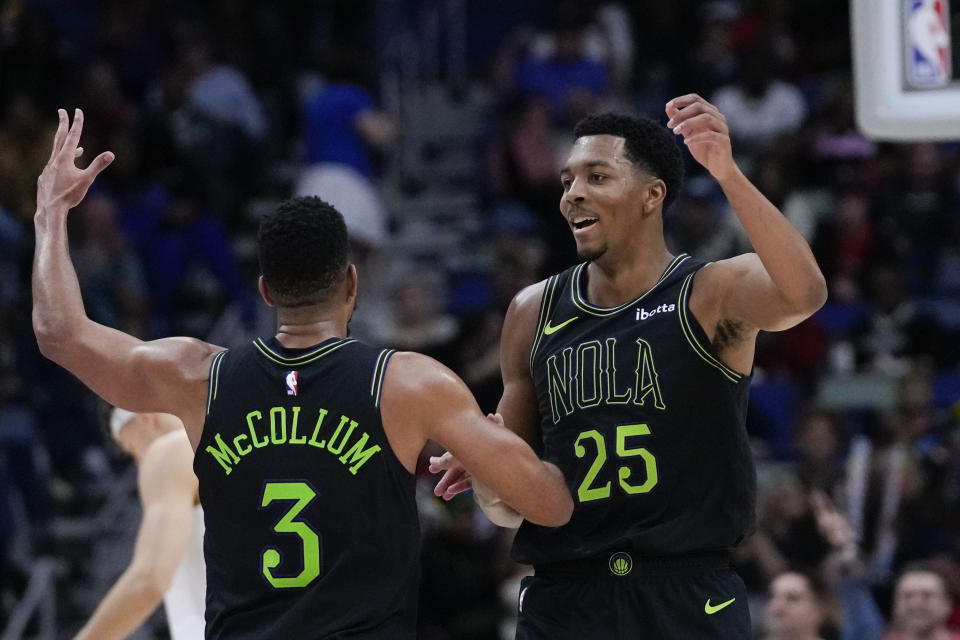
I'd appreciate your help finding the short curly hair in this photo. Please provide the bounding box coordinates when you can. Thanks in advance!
[257,196,349,307]
[573,112,684,210]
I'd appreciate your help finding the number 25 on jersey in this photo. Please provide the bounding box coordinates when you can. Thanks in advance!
[574,423,658,503]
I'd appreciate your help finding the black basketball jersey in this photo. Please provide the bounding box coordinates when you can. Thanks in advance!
[512,254,756,565]
[194,337,419,639]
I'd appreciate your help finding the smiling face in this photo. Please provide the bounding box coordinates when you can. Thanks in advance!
[559,134,665,262]
[894,571,953,636]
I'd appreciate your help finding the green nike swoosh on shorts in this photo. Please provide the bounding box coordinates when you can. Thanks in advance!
[704,597,736,614]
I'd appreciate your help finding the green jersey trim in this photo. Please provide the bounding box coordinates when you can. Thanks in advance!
[253,338,356,366]
[370,349,396,408]
[529,276,560,373]
[570,254,690,316]
[206,350,228,415]
[678,273,744,383]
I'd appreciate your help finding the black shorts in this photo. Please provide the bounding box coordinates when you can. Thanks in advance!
[515,552,750,640]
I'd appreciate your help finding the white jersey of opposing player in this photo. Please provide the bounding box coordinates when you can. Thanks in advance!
[163,504,206,640]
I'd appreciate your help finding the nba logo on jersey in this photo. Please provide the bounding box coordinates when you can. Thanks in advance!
[906,0,952,88]
[285,370,299,396]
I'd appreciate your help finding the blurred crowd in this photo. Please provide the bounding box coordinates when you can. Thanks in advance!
[1,0,958,638]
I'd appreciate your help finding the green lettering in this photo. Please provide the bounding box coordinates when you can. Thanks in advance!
[546,348,575,423]
[289,406,306,444]
[233,433,251,457]
[574,430,611,502]
[205,433,240,475]
[326,415,357,455]
[247,410,269,448]
[338,432,382,474]
[617,423,658,494]
[577,340,602,409]
[270,407,287,445]
[604,337,633,405]
[634,339,666,410]
[308,409,329,449]
[261,482,320,588]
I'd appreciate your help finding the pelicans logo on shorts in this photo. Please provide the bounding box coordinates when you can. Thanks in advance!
[285,370,299,396]
[609,551,633,577]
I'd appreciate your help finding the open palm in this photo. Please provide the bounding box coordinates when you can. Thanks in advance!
[36,109,114,212]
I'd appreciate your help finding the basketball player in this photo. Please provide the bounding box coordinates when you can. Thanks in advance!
[431,93,827,638]
[75,410,204,640]
[33,109,573,639]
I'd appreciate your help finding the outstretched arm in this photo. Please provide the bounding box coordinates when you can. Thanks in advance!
[429,281,547,528]
[382,348,571,527]
[666,94,827,334]
[32,110,218,440]
[74,432,198,640]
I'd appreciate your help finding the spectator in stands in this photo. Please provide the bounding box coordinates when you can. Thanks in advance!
[71,192,148,337]
[711,40,807,156]
[688,1,741,96]
[885,562,960,640]
[869,366,960,567]
[812,189,875,305]
[664,174,744,262]
[117,173,254,337]
[762,571,828,640]
[0,91,52,221]
[876,144,955,291]
[850,265,947,374]
[793,410,845,494]
[377,266,459,365]
[738,470,885,639]
[485,96,570,275]
[164,25,269,226]
[295,43,394,261]
[512,2,608,126]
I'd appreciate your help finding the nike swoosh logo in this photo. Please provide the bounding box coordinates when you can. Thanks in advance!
[704,597,736,615]
[543,316,579,335]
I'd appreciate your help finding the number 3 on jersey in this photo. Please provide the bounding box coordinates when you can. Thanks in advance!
[261,481,321,588]
[574,424,658,503]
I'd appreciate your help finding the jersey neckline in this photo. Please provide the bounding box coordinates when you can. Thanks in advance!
[254,336,356,365]
[570,253,690,316]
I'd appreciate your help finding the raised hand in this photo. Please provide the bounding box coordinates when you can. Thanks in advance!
[665,94,736,182]
[809,490,854,550]
[36,109,115,213]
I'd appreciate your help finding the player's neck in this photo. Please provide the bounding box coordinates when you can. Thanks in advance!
[586,238,674,308]
[274,308,348,348]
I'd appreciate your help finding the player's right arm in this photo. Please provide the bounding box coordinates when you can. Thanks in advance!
[380,344,571,527]
[429,281,548,526]
[74,432,198,640]
[32,109,217,444]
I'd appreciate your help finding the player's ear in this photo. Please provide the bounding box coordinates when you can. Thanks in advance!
[643,178,667,215]
[258,276,275,307]
[345,264,358,302]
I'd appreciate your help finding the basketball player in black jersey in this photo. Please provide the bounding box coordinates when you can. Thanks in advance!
[431,94,827,638]
[32,109,573,639]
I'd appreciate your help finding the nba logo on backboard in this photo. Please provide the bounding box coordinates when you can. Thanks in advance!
[906,0,952,88]
[285,371,299,396]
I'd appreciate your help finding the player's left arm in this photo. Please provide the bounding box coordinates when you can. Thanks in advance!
[666,94,827,332]
[74,432,199,640]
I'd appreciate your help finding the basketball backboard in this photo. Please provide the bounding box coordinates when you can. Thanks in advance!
[851,0,960,140]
